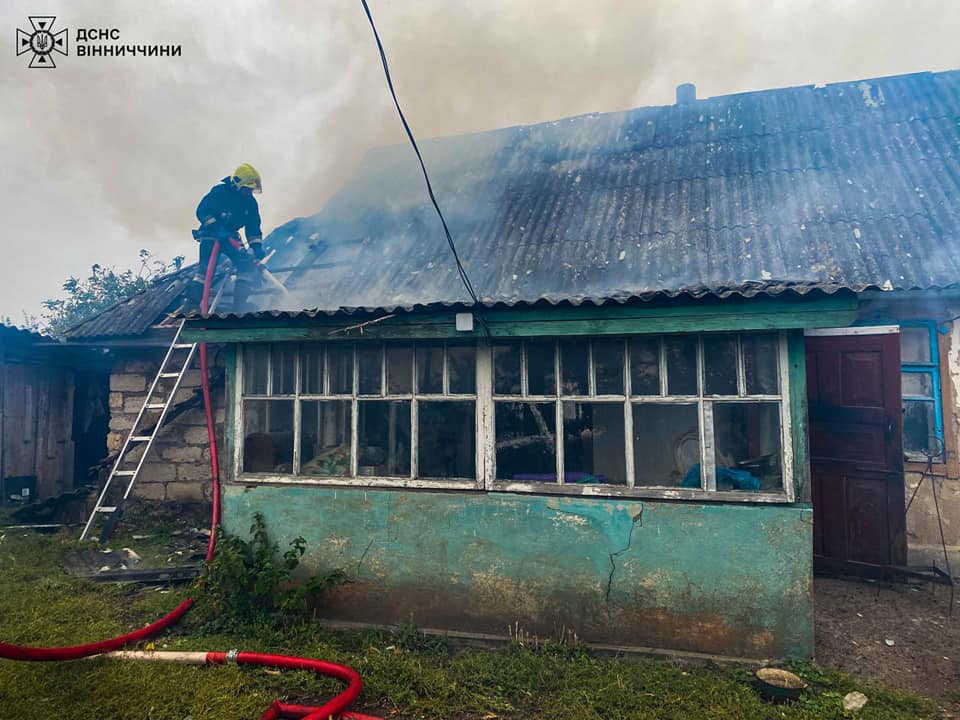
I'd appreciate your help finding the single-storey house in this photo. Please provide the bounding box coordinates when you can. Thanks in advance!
[61,69,960,660]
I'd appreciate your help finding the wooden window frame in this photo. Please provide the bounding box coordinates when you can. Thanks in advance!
[900,320,947,466]
[487,332,792,502]
[234,332,795,503]
[236,341,479,491]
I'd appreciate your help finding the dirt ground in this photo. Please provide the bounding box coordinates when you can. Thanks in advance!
[815,576,959,708]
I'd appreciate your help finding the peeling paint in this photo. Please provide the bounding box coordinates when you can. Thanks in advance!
[223,485,814,658]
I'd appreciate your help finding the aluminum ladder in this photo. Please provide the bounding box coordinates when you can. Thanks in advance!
[80,284,224,542]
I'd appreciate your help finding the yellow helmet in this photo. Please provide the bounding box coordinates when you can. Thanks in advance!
[230,163,262,193]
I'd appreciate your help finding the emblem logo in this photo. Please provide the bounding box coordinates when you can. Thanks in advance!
[16,16,67,68]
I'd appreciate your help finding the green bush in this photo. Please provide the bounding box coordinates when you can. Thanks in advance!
[196,513,347,631]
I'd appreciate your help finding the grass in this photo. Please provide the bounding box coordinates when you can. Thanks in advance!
[0,517,945,720]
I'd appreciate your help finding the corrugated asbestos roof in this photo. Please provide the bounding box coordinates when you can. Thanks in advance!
[67,69,960,338]
[64,267,195,339]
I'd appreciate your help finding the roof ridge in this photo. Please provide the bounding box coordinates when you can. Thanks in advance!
[362,69,960,154]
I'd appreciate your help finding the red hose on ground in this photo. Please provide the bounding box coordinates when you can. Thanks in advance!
[0,600,195,662]
[207,652,363,720]
[0,237,377,719]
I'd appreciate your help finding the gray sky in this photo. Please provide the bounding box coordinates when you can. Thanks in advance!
[2,0,958,322]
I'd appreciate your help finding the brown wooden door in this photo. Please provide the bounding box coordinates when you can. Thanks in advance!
[806,331,906,568]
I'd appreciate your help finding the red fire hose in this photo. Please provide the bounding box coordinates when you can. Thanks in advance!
[0,238,378,720]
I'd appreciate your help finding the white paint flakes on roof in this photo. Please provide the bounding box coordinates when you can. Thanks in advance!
[859,82,886,108]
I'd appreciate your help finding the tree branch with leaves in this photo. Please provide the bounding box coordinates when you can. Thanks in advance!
[31,249,184,338]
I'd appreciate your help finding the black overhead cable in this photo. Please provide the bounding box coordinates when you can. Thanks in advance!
[359,0,483,310]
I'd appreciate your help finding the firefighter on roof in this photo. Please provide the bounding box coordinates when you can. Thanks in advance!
[189,163,264,310]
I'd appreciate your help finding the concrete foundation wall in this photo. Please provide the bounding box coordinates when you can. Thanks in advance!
[107,353,224,502]
[223,484,815,659]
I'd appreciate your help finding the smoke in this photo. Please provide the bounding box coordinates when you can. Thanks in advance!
[2,0,959,318]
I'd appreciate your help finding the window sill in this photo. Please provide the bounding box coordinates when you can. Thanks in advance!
[489,480,793,503]
[234,474,478,491]
[232,475,795,503]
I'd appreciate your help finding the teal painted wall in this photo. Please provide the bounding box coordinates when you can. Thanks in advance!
[223,485,814,659]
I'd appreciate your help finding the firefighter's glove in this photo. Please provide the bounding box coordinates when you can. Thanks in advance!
[250,241,266,260]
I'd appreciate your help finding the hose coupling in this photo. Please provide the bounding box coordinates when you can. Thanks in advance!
[225,648,240,664]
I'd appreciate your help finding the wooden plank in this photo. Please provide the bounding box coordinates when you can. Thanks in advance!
[195,293,859,329]
[40,368,74,496]
[62,371,75,492]
[183,297,859,344]
[2,364,36,479]
[787,330,811,503]
[87,565,201,585]
[33,368,52,497]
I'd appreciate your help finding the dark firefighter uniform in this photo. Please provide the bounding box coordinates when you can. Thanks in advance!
[190,163,264,310]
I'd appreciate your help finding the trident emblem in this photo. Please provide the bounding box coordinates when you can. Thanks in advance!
[16,16,67,68]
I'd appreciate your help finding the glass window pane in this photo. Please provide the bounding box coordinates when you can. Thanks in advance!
[629,337,661,396]
[358,346,382,396]
[560,339,589,395]
[301,345,325,395]
[300,400,351,477]
[703,335,738,395]
[448,343,476,394]
[418,401,475,478]
[270,346,296,395]
[328,345,353,395]
[495,402,557,481]
[713,402,783,492]
[386,345,413,394]
[416,343,444,394]
[665,336,698,396]
[742,334,779,395]
[593,338,624,395]
[493,342,521,395]
[904,400,937,458]
[902,372,933,398]
[632,404,700,487]
[242,399,294,473]
[562,402,626,485]
[243,345,269,395]
[901,326,931,364]
[527,340,556,396]
[358,400,411,476]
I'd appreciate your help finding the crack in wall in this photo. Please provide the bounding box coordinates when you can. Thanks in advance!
[355,538,375,579]
[604,507,643,610]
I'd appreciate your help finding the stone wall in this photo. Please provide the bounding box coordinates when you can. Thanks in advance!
[107,351,225,502]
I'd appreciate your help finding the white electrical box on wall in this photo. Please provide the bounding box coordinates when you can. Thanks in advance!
[455,313,474,332]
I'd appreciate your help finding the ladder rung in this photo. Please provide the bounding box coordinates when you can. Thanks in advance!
[80,319,205,543]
